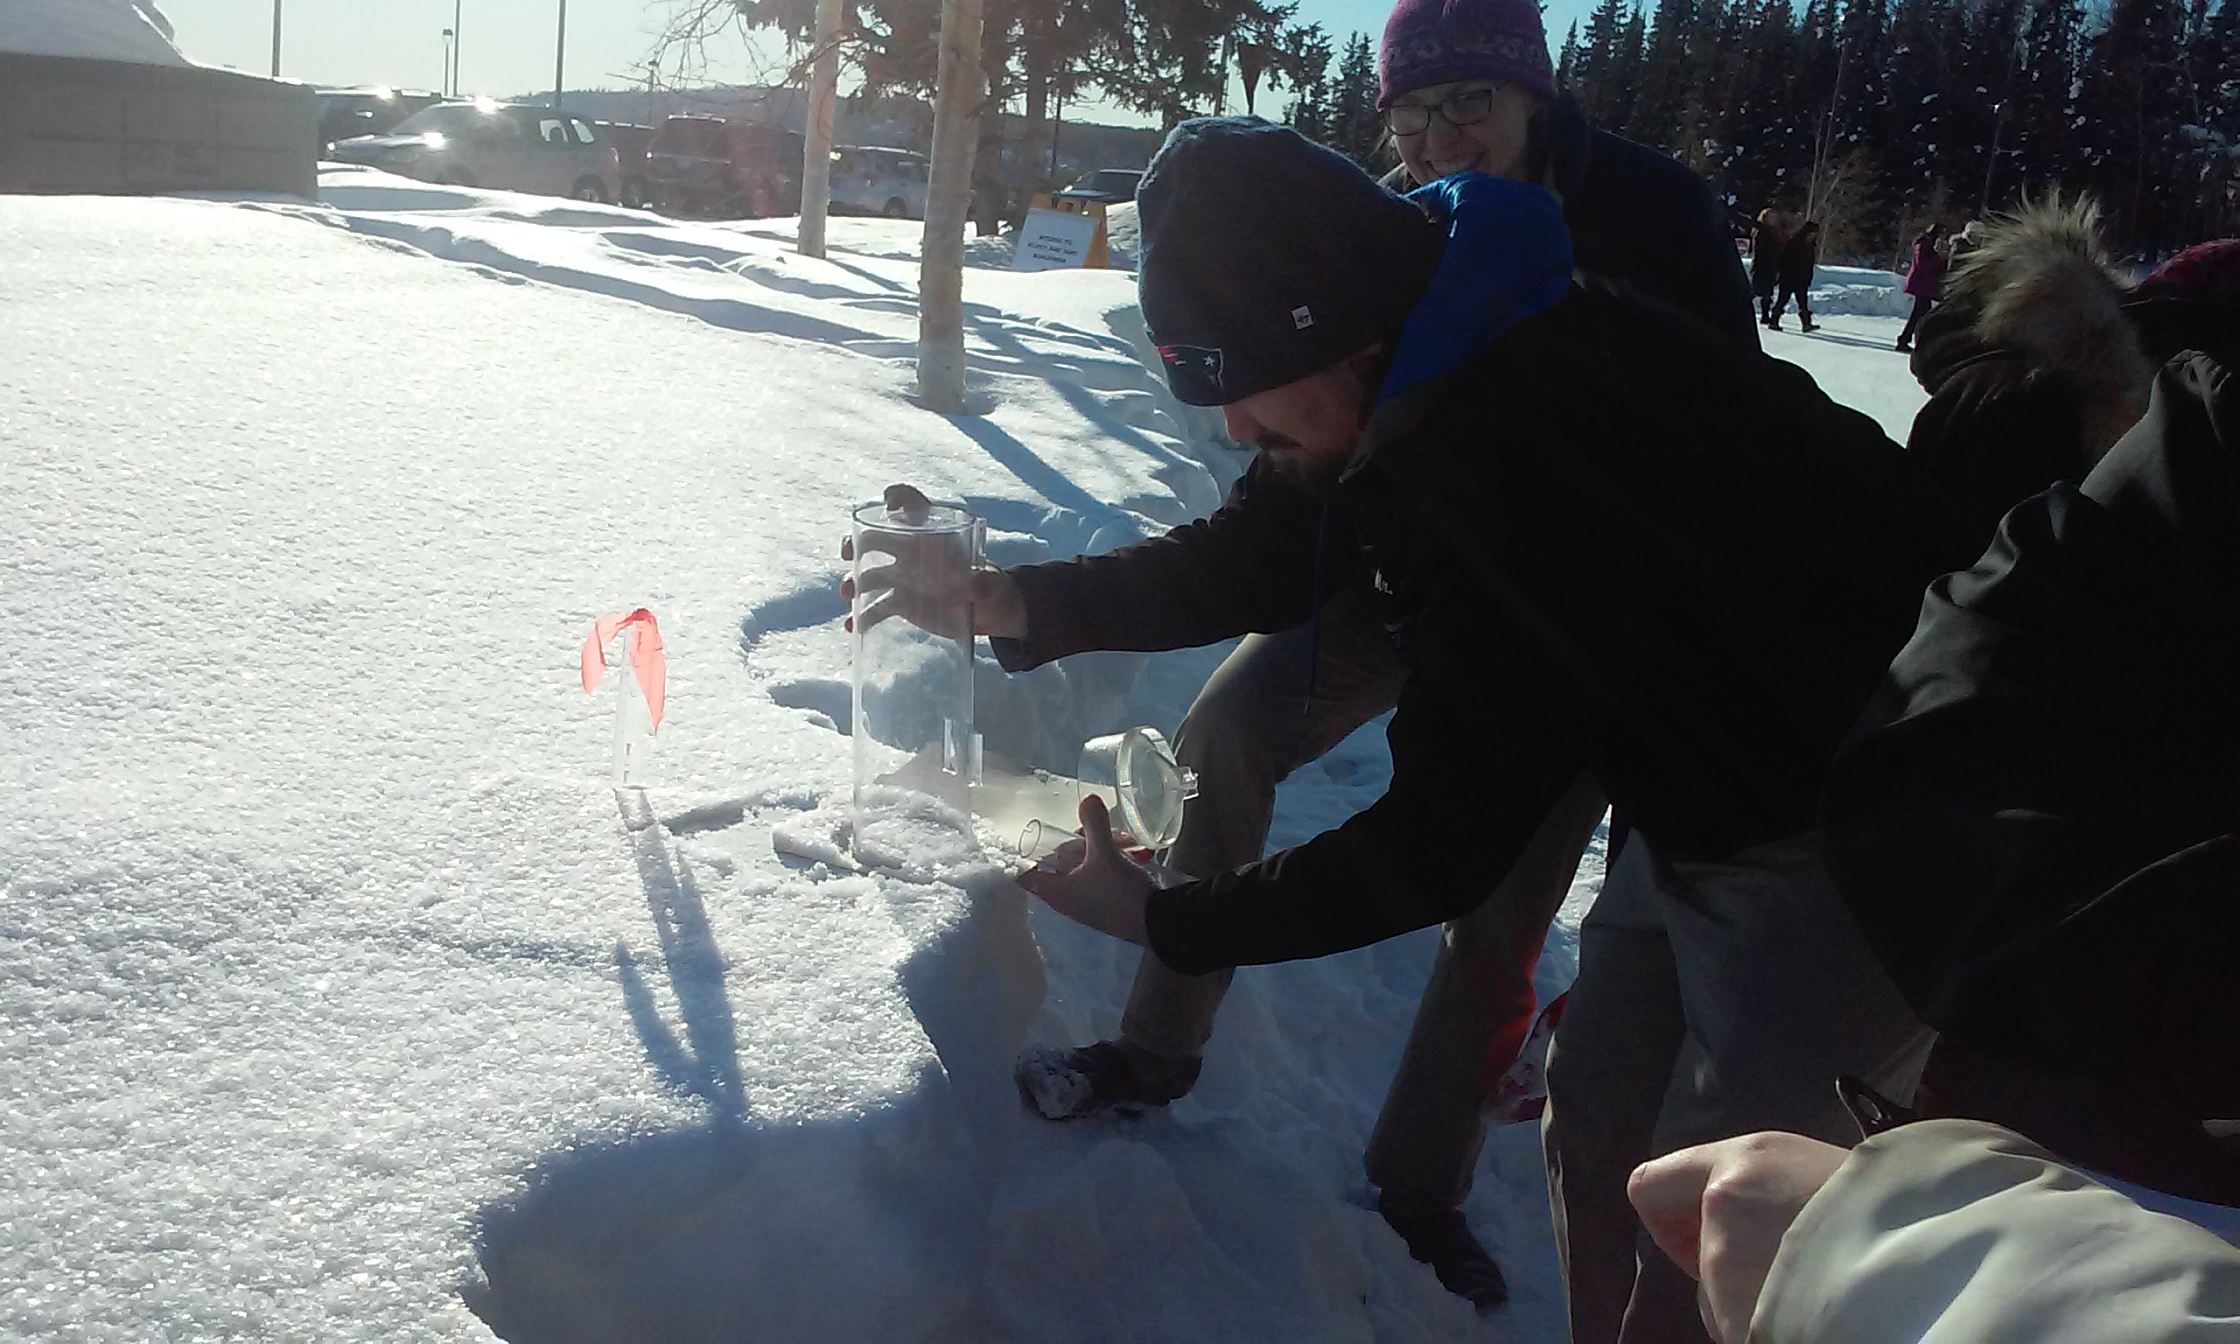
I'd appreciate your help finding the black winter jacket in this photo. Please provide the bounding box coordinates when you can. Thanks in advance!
[1748,218,1785,297]
[1776,230,1818,289]
[1823,339,2240,1127]
[1904,304,2109,547]
[1537,99,1760,349]
[1000,281,1973,976]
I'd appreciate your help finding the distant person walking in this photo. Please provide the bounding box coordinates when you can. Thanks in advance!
[1894,221,1947,352]
[1749,208,1790,326]
[1770,219,1820,332]
[1948,219,1985,267]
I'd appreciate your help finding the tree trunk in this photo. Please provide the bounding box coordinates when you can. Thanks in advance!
[797,0,844,259]
[918,0,985,412]
[973,51,1006,236]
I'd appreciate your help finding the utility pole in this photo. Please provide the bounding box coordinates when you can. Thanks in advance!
[1806,35,1848,221]
[553,0,567,112]
[453,0,464,96]
[442,29,454,96]
[1981,100,2007,215]
[269,0,282,77]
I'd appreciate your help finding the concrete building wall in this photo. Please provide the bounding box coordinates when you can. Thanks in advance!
[0,53,315,198]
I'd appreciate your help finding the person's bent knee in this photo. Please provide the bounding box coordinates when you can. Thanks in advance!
[1173,636,1313,779]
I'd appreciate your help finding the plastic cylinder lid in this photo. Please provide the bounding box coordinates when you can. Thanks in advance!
[852,485,976,535]
[1112,726,1199,851]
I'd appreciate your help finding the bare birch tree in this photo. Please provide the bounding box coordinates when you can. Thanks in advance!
[798,0,844,258]
[917,0,984,412]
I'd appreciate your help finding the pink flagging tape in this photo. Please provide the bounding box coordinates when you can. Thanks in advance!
[580,609,667,731]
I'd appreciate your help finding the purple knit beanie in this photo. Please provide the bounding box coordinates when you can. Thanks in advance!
[1379,0,1556,108]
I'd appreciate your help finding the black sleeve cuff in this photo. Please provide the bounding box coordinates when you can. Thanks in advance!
[1142,879,1227,977]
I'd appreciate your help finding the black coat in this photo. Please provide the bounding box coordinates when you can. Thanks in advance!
[1904,302,2108,549]
[1000,282,1974,976]
[1776,229,1819,289]
[1537,99,1761,349]
[1749,218,1786,297]
[1822,339,2240,1128]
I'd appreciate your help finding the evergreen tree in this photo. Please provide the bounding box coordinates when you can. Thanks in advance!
[1604,4,1649,130]
[2076,0,2191,250]
[1280,24,1336,143]
[1548,0,2224,256]
[1574,0,1631,121]
[1717,0,1801,208]
[1624,0,1697,149]
[1868,0,1940,241]
[2003,0,2079,201]
[1323,31,1387,168]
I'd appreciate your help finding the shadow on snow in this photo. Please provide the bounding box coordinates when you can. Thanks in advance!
[465,793,1045,1343]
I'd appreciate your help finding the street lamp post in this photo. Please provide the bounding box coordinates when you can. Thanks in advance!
[442,29,455,97]
[553,0,568,113]
[269,0,282,77]
[453,0,464,97]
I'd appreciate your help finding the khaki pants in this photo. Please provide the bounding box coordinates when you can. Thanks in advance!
[1542,834,1935,1344]
[1119,581,1604,1204]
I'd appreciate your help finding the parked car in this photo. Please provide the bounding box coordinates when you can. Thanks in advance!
[1058,168,1143,205]
[316,86,445,155]
[595,121,657,209]
[829,145,929,219]
[645,116,804,219]
[328,101,621,202]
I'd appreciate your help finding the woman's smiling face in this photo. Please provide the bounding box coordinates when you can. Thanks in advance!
[1388,79,1539,185]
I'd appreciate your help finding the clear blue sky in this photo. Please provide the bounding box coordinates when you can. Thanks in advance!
[161,0,1596,124]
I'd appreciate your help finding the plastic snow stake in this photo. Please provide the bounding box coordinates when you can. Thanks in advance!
[581,609,667,786]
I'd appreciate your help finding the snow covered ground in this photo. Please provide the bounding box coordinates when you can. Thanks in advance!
[0,173,1925,1342]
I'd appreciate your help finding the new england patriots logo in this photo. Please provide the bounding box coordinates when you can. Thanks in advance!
[1154,343,1225,403]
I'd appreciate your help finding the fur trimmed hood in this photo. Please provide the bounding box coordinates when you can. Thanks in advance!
[1913,197,2153,460]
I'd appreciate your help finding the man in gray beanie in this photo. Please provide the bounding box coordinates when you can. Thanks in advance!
[1029,4,1768,1314]
[880,118,1966,1336]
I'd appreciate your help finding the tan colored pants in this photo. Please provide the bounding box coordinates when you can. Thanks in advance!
[1119,581,1604,1203]
[1542,834,1935,1344]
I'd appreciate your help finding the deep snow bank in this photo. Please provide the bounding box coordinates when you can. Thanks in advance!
[0,0,184,64]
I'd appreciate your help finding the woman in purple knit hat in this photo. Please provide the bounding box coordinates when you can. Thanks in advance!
[1378,0,1757,348]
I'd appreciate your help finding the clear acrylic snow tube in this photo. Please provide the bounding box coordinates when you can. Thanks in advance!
[850,494,985,864]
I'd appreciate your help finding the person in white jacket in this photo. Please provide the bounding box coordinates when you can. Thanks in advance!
[1628,1120,2240,1343]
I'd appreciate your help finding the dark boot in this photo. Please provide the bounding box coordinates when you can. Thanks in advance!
[1014,1040,1201,1120]
[1379,1190,1509,1311]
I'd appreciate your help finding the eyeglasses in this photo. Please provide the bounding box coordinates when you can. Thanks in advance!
[1382,86,1498,136]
